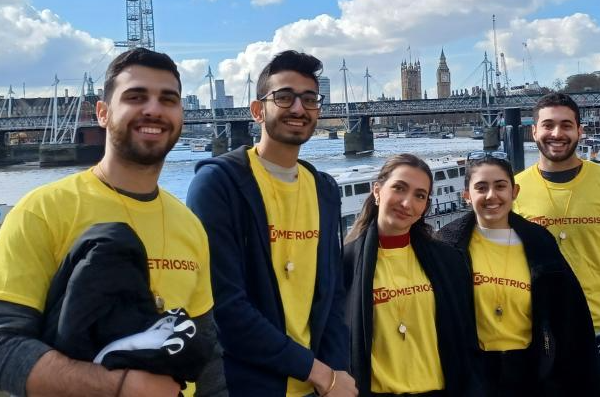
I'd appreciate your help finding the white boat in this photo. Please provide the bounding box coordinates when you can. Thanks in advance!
[0,204,14,227]
[191,139,212,152]
[171,142,191,151]
[328,157,469,235]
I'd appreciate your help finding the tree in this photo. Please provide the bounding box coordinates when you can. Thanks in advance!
[563,74,600,93]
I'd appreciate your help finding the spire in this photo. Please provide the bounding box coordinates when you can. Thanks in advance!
[438,48,448,69]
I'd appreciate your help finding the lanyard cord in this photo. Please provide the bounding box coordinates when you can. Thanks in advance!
[475,229,512,318]
[94,164,166,311]
[537,165,574,242]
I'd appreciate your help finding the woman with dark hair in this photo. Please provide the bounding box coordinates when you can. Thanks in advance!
[344,154,483,396]
[436,151,599,396]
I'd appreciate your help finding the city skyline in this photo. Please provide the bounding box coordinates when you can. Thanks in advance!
[0,0,598,106]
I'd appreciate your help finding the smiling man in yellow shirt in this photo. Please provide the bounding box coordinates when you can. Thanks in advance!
[0,48,223,396]
[514,93,600,340]
[187,50,357,397]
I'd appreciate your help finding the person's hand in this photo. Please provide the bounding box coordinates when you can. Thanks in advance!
[308,359,358,397]
[323,370,358,397]
[118,369,180,396]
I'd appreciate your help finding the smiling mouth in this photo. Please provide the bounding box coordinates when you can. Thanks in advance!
[545,140,569,149]
[483,204,501,210]
[283,120,306,127]
[138,126,163,135]
[393,209,413,218]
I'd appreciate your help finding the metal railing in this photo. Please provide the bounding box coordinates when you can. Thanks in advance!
[1,92,599,131]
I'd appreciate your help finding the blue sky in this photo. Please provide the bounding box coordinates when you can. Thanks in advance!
[1,0,599,105]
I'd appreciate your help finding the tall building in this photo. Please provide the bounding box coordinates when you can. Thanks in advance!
[436,49,451,99]
[401,60,422,100]
[211,79,234,108]
[183,94,200,110]
[317,76,331,104]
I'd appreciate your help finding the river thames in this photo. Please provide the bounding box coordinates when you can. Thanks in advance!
[0,136,540,206]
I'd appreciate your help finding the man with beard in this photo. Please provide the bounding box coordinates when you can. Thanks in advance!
[0,48,224,396]
[187,50,357,396]
[513,92,600,347]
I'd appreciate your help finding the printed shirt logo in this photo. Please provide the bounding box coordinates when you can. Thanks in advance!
[529,215,600,227]
[268,224,320,243]
[372,284,433,305]
[473,272,531,291]
[148,258,200,272]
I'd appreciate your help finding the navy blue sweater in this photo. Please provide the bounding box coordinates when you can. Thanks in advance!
[186,146,349,396]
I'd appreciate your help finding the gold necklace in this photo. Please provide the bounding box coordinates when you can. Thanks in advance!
[256,148,301,279]
[95,163,166,312]
[537,165,574,243]
[476,228,512,318]
[378,241,413,340]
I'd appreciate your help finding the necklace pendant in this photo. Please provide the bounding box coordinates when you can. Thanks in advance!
[559,231,567,240]
[398,323,407,340]
[495,305,503,317]
[155,294,165,313]
[284,261,295,279]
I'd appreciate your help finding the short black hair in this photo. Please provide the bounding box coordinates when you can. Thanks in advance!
[533,92,580,127]
[256,50,322,99]
[103,48,181,103]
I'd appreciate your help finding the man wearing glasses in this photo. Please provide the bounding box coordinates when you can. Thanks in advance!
[187,50,357,396]
[513,93,600,352]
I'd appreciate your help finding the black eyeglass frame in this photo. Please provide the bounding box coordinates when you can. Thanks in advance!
[259,89,325,110]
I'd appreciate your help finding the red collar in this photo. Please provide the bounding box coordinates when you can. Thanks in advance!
[378,232,410,249]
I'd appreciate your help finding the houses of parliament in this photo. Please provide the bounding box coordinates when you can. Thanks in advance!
[401,49,450,100]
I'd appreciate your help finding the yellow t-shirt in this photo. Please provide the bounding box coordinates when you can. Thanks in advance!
[0,168,213,317]
[248,148,319,397]
[469,230,532,351]
[514,161,600,331]
[371,245,444,394]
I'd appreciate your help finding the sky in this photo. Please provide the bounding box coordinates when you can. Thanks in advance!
[0,0,599,107]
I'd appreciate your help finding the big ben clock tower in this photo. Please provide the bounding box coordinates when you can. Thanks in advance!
[436,48,451,98]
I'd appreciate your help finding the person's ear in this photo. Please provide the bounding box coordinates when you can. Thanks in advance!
[512,183,520,201]
[373,183,381,206]
[462,190,471,204]
[250,100,264,124]
[96,101,109,128]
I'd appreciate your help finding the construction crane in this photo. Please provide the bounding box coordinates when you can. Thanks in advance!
[522,42,538,84]
[115,0,155,50]
[500,52,510,91]
[492,15,501,94]
[364,67,372,102]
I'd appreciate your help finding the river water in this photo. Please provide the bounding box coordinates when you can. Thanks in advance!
[0,136,540,206]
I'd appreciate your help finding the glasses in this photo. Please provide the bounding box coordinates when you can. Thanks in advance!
[259,89,324,110]
[467,150,509,161]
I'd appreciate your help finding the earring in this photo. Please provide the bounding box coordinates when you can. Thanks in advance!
[374,197,379,206]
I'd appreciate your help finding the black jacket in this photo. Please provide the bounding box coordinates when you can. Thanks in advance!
[436,211,600,395]
[344,221,483,396]
[41,222,218,387]
[187,146,349,396]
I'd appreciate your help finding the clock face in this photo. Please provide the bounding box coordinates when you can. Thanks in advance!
[441,72,450,83]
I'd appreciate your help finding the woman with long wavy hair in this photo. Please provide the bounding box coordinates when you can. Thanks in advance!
[343,154,482,396]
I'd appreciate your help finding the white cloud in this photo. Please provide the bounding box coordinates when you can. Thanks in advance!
[179,0,581,103]
[3,0,597,105]
[251,0,283,6]
[0,0,116,97]
[476,13,600,87]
